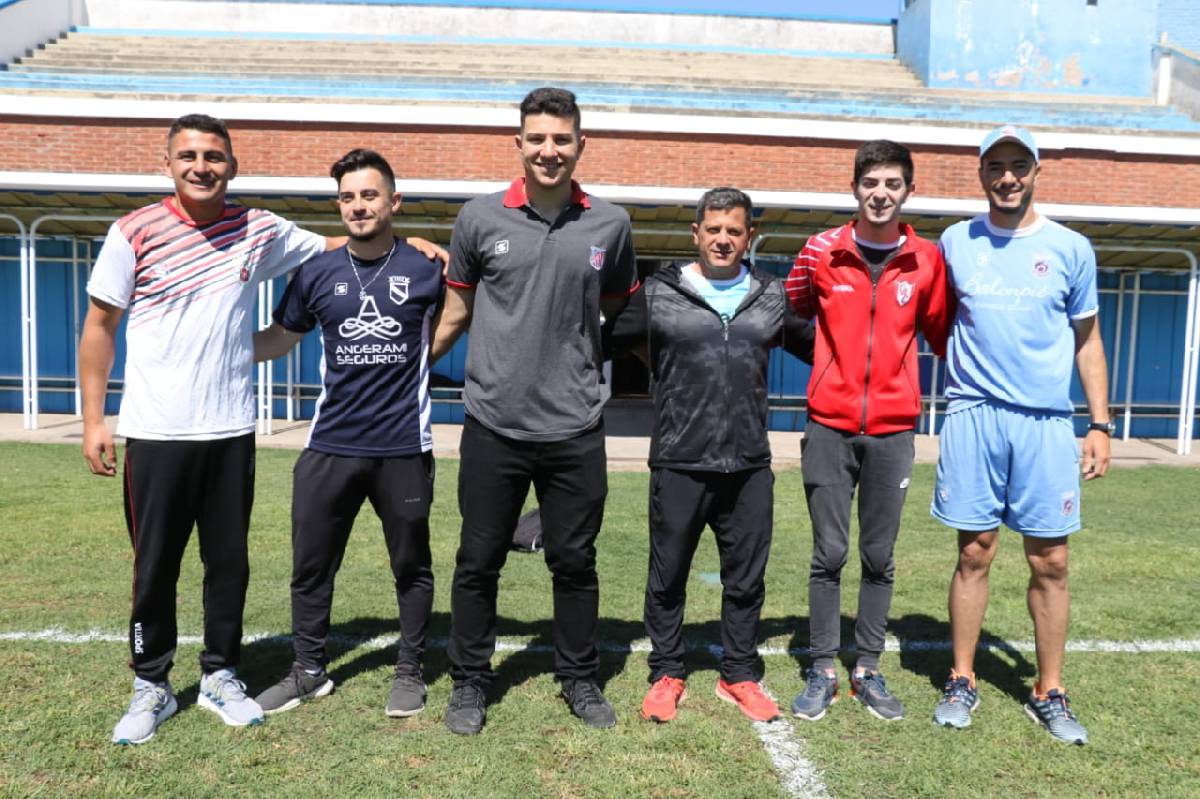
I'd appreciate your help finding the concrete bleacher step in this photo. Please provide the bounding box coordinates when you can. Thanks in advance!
[16,32,924,93]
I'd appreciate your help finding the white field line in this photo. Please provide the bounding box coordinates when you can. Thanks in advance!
[3,629,1199,655]
[8,631,1196,799]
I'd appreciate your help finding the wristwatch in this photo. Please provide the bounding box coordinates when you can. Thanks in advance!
[1088,421,1115,435]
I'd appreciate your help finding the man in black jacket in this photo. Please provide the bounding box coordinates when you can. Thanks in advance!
[608,187,813,724]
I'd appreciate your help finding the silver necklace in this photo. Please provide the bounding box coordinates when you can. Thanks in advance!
[346,239,397,300]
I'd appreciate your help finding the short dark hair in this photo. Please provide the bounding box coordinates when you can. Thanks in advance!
[520,87,581,132]
[695,187,754,225]
[330,148,396,191]
[853,140,914,186]
[167,113,233,155]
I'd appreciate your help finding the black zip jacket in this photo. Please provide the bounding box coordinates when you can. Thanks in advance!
[606,262,814,472]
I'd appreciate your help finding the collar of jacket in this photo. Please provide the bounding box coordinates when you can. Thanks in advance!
[829,220,922,264]
[651,260,768,297]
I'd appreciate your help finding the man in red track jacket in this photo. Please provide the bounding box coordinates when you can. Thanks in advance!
[785,140,951,724]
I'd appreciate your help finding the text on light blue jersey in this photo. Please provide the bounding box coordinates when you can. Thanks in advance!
[939,214,1098,415]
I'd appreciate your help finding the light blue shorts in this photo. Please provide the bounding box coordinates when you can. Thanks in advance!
[931,401,1082,537]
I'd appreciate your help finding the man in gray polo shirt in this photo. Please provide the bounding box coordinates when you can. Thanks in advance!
[434,87,638,735]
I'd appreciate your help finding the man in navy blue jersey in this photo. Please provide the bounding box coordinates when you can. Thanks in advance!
[251,149,444,718]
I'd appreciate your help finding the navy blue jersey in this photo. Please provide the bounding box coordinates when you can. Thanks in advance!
[274,239,443,457]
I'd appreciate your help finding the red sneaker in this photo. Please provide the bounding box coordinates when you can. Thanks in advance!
[716,678,780,722]
[641,676,687,723]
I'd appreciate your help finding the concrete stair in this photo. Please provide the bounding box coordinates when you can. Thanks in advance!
[11,31,922,92]
[5,31,1199,132]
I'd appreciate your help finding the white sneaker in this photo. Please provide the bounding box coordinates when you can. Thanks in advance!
[198,669,264,727]
[112,677,177,745]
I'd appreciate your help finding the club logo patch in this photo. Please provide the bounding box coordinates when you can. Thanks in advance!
[589,246,606,271]
[335,282,349,296]
[895,280,914,306]
[239,265,251,283]
[494,239,509,255]
[1032,257,1052,278]
[1061,490,1076,516]
[388,275,410,306]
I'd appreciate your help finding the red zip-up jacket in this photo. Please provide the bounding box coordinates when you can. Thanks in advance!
[785,221,951,435]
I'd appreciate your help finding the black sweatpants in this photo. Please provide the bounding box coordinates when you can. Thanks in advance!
[122,434,255,683]
[645,467,774,684]
[801,420,914,670]
[448,415,607,685]
[290,449,434,672]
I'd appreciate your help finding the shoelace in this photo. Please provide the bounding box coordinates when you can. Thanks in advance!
[450,684,484,710]
[1038,692,1077,722]
[943,677,974,705]
[649,678,682,700]
[571,681,605,709]
[208,673,250,701]
[858,673,891,696]
[805,673,835,697]
[129,684,166,713]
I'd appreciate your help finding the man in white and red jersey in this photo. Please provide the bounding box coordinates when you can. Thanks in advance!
[78,114,445,746]
[785,140,951,724]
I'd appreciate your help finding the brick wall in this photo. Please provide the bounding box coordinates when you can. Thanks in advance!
[2,117,1197,208]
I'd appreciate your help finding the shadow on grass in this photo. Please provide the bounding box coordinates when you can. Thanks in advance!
[893,613,1036,705]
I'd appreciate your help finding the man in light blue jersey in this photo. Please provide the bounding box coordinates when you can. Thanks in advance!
[931,126,1111,745]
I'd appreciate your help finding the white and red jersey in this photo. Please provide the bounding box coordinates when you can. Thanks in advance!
[87,198,324,440]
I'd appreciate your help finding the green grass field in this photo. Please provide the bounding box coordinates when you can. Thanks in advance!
[1,442,1198,798]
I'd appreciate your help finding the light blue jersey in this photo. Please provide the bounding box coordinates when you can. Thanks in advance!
[940,215,1098,415]
[681,263,750,320]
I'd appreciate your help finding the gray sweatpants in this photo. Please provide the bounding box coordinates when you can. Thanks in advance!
[801,420,915,672]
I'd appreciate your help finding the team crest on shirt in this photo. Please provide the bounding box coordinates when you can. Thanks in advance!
[239,264,251,282]
[388,275,410,306]
[1032,256,1052,278]
[895,280,914,306]
[589,246,606,271]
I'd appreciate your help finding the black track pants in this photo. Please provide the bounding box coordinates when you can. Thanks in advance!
[290,449,434,672]
[122,434,255,682]
[644,467,774,684]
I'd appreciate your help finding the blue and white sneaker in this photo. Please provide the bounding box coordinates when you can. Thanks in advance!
[198,669,264,727]
[112,677,177,745]
[1025,685,1088,745]
[791,669,839,721]
[933,673,979,729]
[850,670,904,721]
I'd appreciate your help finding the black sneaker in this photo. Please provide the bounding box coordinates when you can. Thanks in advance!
[444,682,487,735]
[560,679,617,729]
[254,663,334,715]
[386,670,427,718]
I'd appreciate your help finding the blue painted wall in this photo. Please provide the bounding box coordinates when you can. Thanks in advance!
[898,0,1157,97]
[1160,0,1200,54]
[2,238,1197,438]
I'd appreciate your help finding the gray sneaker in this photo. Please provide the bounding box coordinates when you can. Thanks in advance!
[198,668,264,727]
[1025,688,1088,745]
[791,669,839,721]
[445,682,487,735]
[111,677,177,745]
[850,670,904,721]
[255,664,334,715]
[934,674,980,729]
[386,670,427,717]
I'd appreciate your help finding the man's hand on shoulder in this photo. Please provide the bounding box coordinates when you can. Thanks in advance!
[406,237,450,273]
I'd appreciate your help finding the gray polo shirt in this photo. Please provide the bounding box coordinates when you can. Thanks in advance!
[447,178,638,441]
